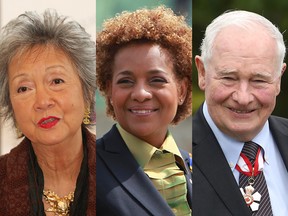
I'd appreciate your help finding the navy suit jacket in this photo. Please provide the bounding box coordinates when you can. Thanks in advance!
[192,106,288,216]
[97,124,192,216]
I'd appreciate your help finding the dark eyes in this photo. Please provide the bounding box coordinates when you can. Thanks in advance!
[17,86,28,93]
[116,79,133,84]
[116,77,167,85]
[52,78,64,85]
[16,79,64,94]
[150,77,168,83]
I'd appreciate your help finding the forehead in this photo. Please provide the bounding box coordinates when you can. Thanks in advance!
[213,25,277,56]
[115,42,171,59]
[11,45,70,64]
[113,43,173,70]
[209,26,279,73]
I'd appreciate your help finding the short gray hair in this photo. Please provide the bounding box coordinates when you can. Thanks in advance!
[0,9,96,127]
[200,10,286,75]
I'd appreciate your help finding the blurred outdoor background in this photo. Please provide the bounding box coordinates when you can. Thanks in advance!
[96,0,192,152]
[193,0,288,117]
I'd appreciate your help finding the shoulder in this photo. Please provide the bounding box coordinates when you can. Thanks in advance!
[0,138,30,185]
[269,115,288,126]
[96,124,119,149]
[0,138,29,165]
[269,115,288,132]
[0,154,8,179]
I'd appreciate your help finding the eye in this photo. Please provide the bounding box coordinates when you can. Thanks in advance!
[116,78,134,85]
[222,76,235,80]
[52,78,64,85]
[17,86,29,93]
[150,77,168,83]
[253,79,266,83]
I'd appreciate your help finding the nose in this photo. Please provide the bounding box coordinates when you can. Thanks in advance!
[33,86,55,111]
[131,83,152,102]
[231,82,254,105]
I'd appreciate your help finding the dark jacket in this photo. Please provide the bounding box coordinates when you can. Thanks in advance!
[192,105,288,216]
[96,124,192,216]
[0,127,96,216]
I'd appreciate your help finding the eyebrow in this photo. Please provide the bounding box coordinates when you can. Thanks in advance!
[114,69,168,78]
[217,69,272,79]
[10,65,67,82]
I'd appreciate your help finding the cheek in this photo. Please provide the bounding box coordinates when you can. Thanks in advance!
[206,84,231,103]
[11,98,30,120]
[111,89,127,110]
[255,88,277,107]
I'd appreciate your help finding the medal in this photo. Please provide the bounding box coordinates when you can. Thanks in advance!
[240,184,261,211]
[236,148,264,212]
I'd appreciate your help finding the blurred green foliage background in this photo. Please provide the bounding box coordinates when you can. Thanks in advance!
[193,0,288,117]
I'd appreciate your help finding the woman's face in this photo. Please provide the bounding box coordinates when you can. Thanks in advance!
[109,43,187,147]
[9,45,85,146]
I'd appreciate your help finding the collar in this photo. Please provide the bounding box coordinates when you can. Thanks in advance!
[116,124,185,169]
[203,102,271,171]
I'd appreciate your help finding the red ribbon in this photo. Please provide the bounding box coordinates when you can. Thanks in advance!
[236,148,261,177]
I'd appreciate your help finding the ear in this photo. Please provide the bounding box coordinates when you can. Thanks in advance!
[276,63,286,95]
[281,63,286,76]
[195,55,206,90]
[178,77,188,105]
[106,81,113,105]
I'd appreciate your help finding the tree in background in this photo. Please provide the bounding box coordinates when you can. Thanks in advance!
[193,0,288,117]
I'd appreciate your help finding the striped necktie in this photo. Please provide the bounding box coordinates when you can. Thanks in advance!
[144,150,191,216]
[238,141,273,216]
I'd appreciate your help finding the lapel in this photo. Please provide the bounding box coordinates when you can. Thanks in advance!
[97,125,175,216]
[269,116,288,171]
[179,149,192,207]
[193,106,251,215]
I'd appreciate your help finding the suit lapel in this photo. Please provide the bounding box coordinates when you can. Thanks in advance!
[98,125,175,216]
[269,116,288,171]
[193,107,251,215]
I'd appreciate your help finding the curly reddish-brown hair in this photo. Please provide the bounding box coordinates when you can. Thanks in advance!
[96,6,192,124]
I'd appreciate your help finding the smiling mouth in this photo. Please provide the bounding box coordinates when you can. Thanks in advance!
[129,109,158,114]
[229,108,255,114]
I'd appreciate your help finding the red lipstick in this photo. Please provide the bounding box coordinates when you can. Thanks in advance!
[37,116,60,129]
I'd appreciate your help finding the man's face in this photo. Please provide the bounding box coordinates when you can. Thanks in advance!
[196,25,285,141]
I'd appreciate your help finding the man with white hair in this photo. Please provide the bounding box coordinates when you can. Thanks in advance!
[193,10,288,216]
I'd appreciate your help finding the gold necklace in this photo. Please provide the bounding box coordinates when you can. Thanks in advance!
[43,189,74,216]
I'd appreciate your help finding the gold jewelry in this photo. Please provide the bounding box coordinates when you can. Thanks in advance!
[83,107,91,124]
[43,189,74,216]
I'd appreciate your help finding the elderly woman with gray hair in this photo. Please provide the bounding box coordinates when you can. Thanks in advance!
[0,9,96,215]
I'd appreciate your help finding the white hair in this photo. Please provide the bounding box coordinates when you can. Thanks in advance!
[200,10,286,75]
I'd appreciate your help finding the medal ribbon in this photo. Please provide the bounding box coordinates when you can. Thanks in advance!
[235,148,263,177]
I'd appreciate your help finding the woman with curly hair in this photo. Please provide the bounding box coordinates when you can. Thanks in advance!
[96,6,192,216]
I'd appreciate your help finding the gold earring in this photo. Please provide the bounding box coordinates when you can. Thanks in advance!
[83,107,91,125]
